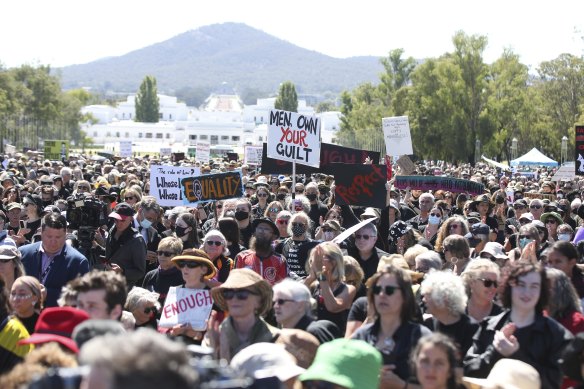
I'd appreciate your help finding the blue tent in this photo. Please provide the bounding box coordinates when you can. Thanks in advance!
[510,148,558,167]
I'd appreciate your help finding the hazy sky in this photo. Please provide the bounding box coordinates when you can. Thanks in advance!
[2,0,583,71]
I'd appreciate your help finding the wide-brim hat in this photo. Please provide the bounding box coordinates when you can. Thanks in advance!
[211,269,272,316]
[541,212,563,225]
[463,358,540,389]
[471,194,494,208]
[171,248,217,280]
[252,218,279,238]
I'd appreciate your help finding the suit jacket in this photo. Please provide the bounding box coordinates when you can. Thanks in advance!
[20,242,89,307]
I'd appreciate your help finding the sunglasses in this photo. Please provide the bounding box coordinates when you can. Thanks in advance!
[272,298,295,306]
[157,251,176,257]
[429,213,442,217]
[144,306,158,315]
[268,208,281,213]
[372,285,399,296]
[449,224,461,229]
[292,222,306,227]
[277,219,289,225]
[530,205,542,209]
[545,219,557,224]
[125,196,135,201]
[321,228,333,233]
[478,278,498,288]
[355,234,373,240]
[205,240,222,246]
[175,261,202,269]
[222,289,255,300]
[78,186,90,191]
[513,205,525,210]
[295,190,304,193]
[216,204,223,209]
[257,193,268,197]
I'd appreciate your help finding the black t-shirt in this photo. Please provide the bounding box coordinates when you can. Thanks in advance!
[348,296,368,323]
[275,238,319,279]
[423,314,478,359]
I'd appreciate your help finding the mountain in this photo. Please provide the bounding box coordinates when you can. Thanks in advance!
[56,23,384,97]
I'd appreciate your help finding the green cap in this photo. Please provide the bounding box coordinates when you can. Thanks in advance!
[299,339,382,389]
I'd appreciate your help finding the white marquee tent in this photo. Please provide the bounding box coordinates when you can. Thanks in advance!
[510,148,558,167]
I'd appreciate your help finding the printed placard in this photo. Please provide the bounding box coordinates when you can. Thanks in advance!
[383,116,413,157]
[119,140,132,158]
[244,145,263,166]
[329,163,387,208]
[197,142,210,164]
[159,287,213,331]
[181,171,243,204]
[576,125,584,176]
[44,140,69,161]
[267,109,321,167]
[149,165,201,206]
[394,175,485,195]
[160,147,172,157]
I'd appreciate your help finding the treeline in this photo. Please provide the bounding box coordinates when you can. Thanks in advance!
[337,31,584,163]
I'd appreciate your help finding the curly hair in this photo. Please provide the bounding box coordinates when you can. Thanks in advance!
[420,270,467,316]
[434,216,469,253]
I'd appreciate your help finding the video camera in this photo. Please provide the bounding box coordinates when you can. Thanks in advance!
[66,194,107,230]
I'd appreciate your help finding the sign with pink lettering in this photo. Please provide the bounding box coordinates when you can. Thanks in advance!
[159,287,213,331]
[329,163,387,208]
[267,109,321,168]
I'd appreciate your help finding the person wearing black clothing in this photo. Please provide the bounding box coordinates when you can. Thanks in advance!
[234,199,253,249]
[305,182,328,238]
[142,237,184,305]
[274,212,319,279]
[346,223,388,282]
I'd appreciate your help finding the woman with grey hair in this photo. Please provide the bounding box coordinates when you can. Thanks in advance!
[421,270,478,357]
[125,286,161,330]
[201,229,233,284]
[275,211,318,279]
[461,258,502,323]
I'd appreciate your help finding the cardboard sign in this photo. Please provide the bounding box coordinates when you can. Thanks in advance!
[119,140,132,158]
[396,155,416,175]
[576,125,584,175]
[244,145,263,166]
[160,147,172,157]
[383,116,413,157]
[196,142,210,164]
[261,143,381,174]
[159,287,213,331]
[552,163,576,181]
[181,171,243,204]
[523,192,557,201]
[149,165,201,206]
[267,109,321,167]
[44,140,68,160]
[394,176,485,195]
[329,163,387,208]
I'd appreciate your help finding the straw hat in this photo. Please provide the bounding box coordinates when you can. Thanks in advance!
[211,269,272,316]
[171,248,217,280]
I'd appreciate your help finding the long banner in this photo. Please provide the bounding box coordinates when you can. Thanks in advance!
[261,143,381,174]
[394,175,485,195]
[181,171,243,204]
[329,163,387,208]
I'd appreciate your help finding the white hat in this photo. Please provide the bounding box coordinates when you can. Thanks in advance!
[480,242,508,260]
[230,342,305,382]
[463,359,540,389]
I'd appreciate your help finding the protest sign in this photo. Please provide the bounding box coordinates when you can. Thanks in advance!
[159,287,213,331]
[576,125,584,176]
[261,143,381,174]
[181,171,243,204]
[383,116,413,157]
[394,175,485,195]
[44,140,68,160]
[396,155,416,175]
[523,192,557,201]
[267,109,321,167]
[329,163,387,208]
[149,165,201,207]
[119,140,132,158]
[333,217,378,245]
[160,147,172,157]
[385,155,393,180]
[196,142,210,164]
[244,145,263,166]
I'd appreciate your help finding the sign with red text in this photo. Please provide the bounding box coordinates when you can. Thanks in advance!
[159,287,213,331]
[150,165,201,207]
[383,116,413,157]
[576,125,584,175]
[267,109,321,167]
[329,163,387,208]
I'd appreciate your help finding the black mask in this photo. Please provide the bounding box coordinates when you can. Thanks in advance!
[277,193,287,201]
[42,200,52,207]
[175,226,188,237]
[306,194,318,202]
[467,237,481,248]
[234,210,249,221]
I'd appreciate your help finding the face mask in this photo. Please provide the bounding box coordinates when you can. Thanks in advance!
[557,193,564,199]
[277,193,287,201]
[467,237,481,248]
[306,193,318,201]
[558,234,571,242]
[428,215,441,225]
[519,238,534,250]
[234,210,249,221]
[175,226,188,237]
[140,217,152,229]
[291,224,307,236]
[323,231,335,241]
[42,200,52,207]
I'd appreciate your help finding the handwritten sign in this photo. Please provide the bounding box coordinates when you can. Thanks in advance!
[552,163,575,181]
[197,141,210,164]
[329,163,387,208]
[160,147,172,157]
[383,116,413,157]
[44,140,68,161]
[159,287,213,331]
[244,145,263,166]
[394,176,485,195]
[149,165,201,207]
[181,171,243,204]
[267,109,321,167]
[119,141,132,158]
[261,143,381,174]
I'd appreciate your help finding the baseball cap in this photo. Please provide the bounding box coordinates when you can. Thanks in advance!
[6,202,22,211]
[108,202,135,221]
[464,223,490,238]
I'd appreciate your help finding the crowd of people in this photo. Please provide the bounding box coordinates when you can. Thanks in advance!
[0,153,583,388]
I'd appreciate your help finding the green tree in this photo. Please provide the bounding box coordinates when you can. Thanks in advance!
[378,48,416,109]
[135,75,160,122]
[274,81,298,112]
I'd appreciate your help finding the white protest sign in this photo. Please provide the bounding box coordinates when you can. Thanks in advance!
[332,217,378,245]
[196,141,210,164]
[160,147,172,157]
[149,165,201,207]
[552,163,575,181]
[267,109,321,168]
[119,141,132,158]
[383,116,413,157]
[244,145,263,165]
[159,287,213,331]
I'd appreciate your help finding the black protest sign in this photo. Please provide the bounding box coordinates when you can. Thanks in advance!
[180,171,243,203]
[261,143,381,174]
[329,163,387,208]
[576,125,584,176]
[394,176,484,195]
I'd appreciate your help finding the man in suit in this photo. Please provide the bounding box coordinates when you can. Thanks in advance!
[19,213,89,307]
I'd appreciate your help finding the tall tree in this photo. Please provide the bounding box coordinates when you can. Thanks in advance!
[135,75,160,123]
[274,81,298,112]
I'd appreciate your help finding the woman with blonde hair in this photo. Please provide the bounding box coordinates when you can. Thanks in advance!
[343,255,365,299]
[461,258,503,323]
[10,276,44,335]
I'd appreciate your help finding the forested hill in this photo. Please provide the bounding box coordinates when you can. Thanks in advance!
[56,22,383,97]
